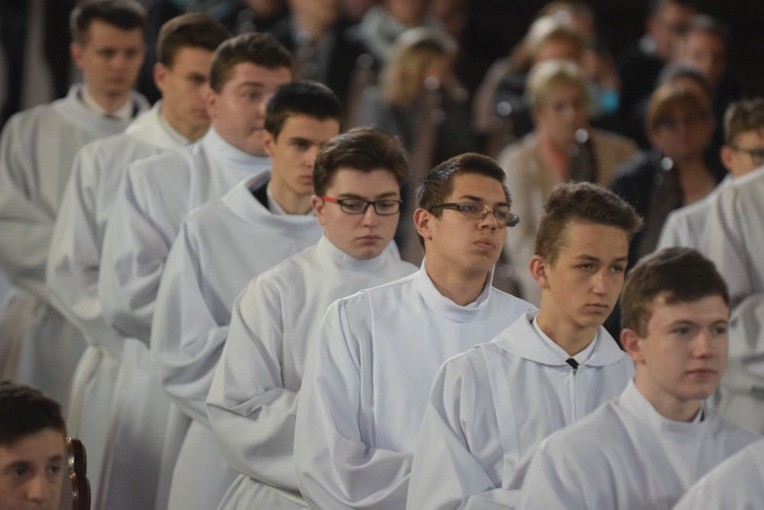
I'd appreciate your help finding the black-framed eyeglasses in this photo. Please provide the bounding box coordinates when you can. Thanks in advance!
[729,144,764,163]
[322,196,402,216]
[428,202,520,227]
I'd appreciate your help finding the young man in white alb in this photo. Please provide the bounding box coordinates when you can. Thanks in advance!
[207,126,418,509]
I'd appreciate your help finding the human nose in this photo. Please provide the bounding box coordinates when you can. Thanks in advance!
[592,270,611,295]
[477,208,499,229]
[693,329,719,358]
[361,203,381,226]
[25,473,49,502]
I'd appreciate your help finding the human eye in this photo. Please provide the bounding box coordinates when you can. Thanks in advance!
[577,263,594,272]
[609,264,625,274]
[710,323,728,336]
[292,139,311,150]
[47,462,63,477]
[458,202,481,215]
[243,90,262,102]
[340,199,365,213]
[187,74,206,86]
[11,464,31,478]
[672,325,693,336]
[375,200,400,214]
[98,49,116,59]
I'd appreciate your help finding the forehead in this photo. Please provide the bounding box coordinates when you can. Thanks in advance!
[81,19,143,47]
[221,62,291,90]
[556,221,629,258]
[168,46,214,70]
[685,30,726,52]
[732,129,764,147]
[327,167,400,194]
[447,172,507,202]
[277,114,340,141]
[646,293,729,330]
[0,429,65,466]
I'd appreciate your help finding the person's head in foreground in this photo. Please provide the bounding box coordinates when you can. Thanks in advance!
[620,247,730,421]
[313,127,409,260]
[0,382,66,510]
[415,153,517,302]
[531,182,642,352]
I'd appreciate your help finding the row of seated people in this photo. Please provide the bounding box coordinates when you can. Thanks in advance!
[1,1,763,509]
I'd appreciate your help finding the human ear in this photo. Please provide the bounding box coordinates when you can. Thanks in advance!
[312,195,327,226]
[414,208,432,242]
[621,328,644,363]
[529,255,549,289]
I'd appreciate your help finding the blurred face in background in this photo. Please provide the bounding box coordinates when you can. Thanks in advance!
[648,1,695,60]
[386,0,429,26]
[677,30,727,90]
[535,82,589,149]
[650,103,713,162]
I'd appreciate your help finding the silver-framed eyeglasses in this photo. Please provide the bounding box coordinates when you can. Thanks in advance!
[428,202,520,227]
[322,196,402,216]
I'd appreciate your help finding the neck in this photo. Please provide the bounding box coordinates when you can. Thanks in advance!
[535,303,597,356]
[85,85,131,114]
[161,106,207,141]
[424,258,489,306]
[268,176,312,214]
[674,158,714,203]
[635,373,703,422]
[537,129,571,179]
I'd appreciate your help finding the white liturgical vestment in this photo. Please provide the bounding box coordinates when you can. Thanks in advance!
[657,177,730,251]
[407,313,633,509]
[519,381,761,510]
[45,102,189,506]
[152,173,322,510]
[0,84,148,404]
[673,438,764,509]
[294,266,536,509]
[703,165,764,304]
[207,236,416,509]
[96,127,269,510]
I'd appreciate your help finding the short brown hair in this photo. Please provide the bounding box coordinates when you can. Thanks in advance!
[535,182,643,263]
[209,33,291,93]
[0,381,65,446]
[620,247,729,336]
[313,127,409,197]
[264,81,342,140]
[646,82,711,133]
[156,13,229,67]
[70,0,146,45]
[724,98,764,144]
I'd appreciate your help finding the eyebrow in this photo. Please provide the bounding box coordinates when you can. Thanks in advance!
[457,194,510,206]
[338,192,399,200]
[573,254,628,263]
[235,82,265,91]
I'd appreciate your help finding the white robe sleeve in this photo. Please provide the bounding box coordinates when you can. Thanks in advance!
[295,298,412,509]
[151,220,227,426]
[98,167,170,342]
[0,114,53,286]
[407,354,504,510]
[703,185,752,304]
[46,148,123,359]
[206,277,300,490]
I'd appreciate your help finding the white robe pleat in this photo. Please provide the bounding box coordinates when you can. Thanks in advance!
[45,102,188,507]
[519,382,761,509]
[208,236,416,509]
[0,84,148,405]
[407,314,633,509]
[294,266,536,509]
[95,127,269,510]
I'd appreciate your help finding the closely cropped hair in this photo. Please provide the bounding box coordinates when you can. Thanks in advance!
[535,182,643,263]
[527,59,589,113]
[646,82,711,132]
[263,81,342,139]
[0,381,65,446]
[156,13,229,67]
[656,63,712,102]
[313,127,409,197]
[418,153,509,211]
[724,98,764,144]
[382,27,457,107]
[70,0,146,45]
[621,247,729,336]
[209,33,291,93]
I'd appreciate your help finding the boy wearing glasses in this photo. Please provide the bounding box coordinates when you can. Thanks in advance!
[407,182,642,509]
[150,81,340,510]
[659,98,764,251]
[293,153,535,509]
[206,127,416,508]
